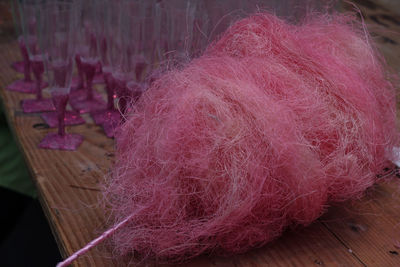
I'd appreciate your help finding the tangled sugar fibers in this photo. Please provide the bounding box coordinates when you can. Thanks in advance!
[103,12,399,263]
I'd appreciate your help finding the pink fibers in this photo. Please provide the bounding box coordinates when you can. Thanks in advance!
[103,12,398,263]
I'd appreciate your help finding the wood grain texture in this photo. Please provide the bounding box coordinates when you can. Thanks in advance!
[1,0,400,266]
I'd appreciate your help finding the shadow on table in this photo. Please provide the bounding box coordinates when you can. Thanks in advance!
[0,187,62,267]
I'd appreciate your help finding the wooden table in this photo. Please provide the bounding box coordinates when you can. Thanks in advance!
[1,1,400,266]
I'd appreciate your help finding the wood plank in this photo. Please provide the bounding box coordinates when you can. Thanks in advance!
[321,181,400,266]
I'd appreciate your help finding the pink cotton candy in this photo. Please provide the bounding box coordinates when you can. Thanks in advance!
[103,12,399,264]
